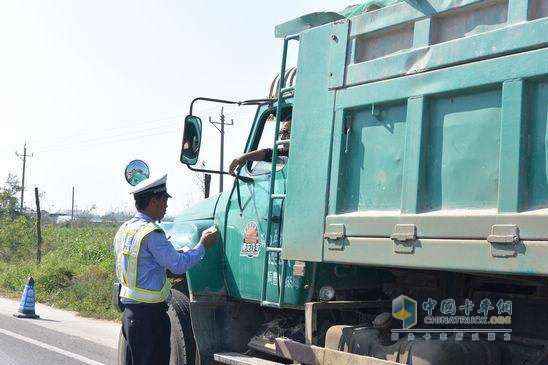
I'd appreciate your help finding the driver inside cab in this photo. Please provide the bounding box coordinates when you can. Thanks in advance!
[229,115,291,175]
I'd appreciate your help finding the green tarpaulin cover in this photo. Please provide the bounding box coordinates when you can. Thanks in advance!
[339,0,401,17]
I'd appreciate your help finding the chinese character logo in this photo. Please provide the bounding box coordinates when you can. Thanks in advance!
[240,221,260,258]
[392,295,417,329]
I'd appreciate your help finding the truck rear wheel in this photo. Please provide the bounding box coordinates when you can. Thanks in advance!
[116,290,197,365]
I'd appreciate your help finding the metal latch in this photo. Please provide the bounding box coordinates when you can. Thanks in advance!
[488,225,519,258]
[391,224,416,254]
[324,224,346,251]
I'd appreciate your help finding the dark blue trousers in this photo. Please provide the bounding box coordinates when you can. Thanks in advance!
[122,303,170,365]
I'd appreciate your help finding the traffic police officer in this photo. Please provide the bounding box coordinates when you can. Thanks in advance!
[113,174,217,365]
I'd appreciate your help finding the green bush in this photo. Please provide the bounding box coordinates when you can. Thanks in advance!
[0,216,35,261]
[0,220,120,320]
[0,261,33,292]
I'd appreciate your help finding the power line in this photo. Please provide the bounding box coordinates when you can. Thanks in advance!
[0,114,185,155]
[33,120,183,152]
[0,105,256,158]
[0,105,255,155]
[27,106,246,148]
[34,114,184,144]
[30,118,182,150]
[34,126,183,153]
[31,108,254,154]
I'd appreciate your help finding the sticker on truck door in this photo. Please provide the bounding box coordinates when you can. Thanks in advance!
[240,221,260,258]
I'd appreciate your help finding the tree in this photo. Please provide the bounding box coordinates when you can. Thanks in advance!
[76,204,99,225]
[191,161,208,198]
[183,161,211,208]
[0,174,21,218]
[101,209,133,225]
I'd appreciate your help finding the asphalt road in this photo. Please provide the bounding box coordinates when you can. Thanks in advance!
[0,298,118,365]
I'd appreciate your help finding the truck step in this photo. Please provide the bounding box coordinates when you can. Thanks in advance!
[214,352,284,365]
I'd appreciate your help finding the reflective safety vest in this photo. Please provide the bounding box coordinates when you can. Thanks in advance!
[114,219,171,303]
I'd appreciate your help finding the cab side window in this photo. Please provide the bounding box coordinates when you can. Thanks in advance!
[248,112,290,176]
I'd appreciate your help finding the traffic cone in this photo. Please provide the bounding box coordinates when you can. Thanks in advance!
[13,277,39,319]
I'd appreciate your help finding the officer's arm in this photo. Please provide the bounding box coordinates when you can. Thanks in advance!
[146,232,205,275]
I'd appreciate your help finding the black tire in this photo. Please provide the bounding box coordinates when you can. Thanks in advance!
[116,290,197,365]
[168,289,197,365]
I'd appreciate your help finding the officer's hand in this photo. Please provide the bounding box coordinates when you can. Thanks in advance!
[229,157,245,176]
[200,226,218,249]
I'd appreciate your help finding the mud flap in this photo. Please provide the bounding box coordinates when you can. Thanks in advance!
[189,301,226,365]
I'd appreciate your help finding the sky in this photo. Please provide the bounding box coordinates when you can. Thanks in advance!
[0,0,351,217]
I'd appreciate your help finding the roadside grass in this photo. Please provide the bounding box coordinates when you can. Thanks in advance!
[0,217,120,321]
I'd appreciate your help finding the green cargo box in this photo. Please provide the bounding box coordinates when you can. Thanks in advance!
[283,0,548,276]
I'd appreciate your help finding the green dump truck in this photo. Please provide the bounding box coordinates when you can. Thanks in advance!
[119,0,548,364]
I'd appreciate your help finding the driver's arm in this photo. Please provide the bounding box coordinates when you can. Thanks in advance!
[229,149,269,175]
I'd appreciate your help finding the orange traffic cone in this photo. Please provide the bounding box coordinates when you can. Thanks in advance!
[13,277,39,319]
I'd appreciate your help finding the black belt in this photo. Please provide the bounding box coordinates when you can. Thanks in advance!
[123,301,168,311]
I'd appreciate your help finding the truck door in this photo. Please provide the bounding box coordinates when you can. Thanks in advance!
[223,108,290,303]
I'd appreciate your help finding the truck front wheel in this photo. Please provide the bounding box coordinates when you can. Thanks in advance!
[116,289,197,365]
[168,289,197,365]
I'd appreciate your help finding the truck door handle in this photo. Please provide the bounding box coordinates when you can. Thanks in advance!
[344,115,352,153]
[264,216,281,223]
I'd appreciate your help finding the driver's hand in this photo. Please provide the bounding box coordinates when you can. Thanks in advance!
[200,226,218,250]
[229,157,245,176]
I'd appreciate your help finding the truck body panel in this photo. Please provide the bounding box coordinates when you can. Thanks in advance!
[281,0,548,276]
[281,22,338,262]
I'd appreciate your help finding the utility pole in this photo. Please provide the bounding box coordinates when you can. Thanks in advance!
[204,174,211,198]
[209,108,233,193]
[34,187,42,264]
[71,187,75,228]
[15,143,33,213]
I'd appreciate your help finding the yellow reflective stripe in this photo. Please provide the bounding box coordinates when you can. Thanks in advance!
[115,252,126,285]
[120,286,168,304]
[125,223,153,286]
[133,279,171,295]
[120,278,170,303]
[132,281,164,294]
[120,265,128,285]
[127,253,137,287]
[114,224,130,286]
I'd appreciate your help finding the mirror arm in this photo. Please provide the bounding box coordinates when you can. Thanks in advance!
[189,97,275,115]
[189,97,240,116]
[185,164,253,184]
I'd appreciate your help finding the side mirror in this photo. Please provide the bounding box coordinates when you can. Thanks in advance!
[125,160,150,186]
[181,115,202,166]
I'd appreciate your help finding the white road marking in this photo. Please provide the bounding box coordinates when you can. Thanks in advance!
[0,298,119,349]
[0,327,107,365]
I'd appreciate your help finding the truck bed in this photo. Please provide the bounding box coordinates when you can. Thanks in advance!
[283,0,548,276]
